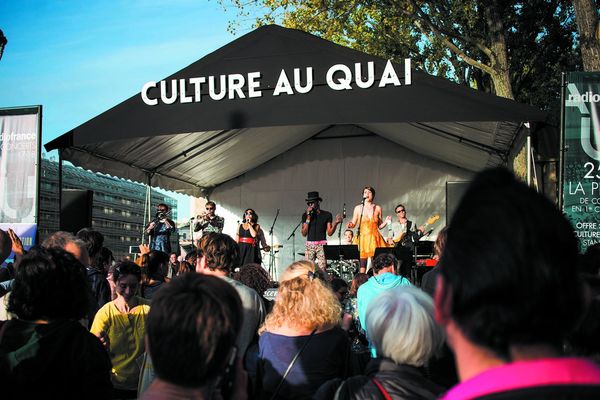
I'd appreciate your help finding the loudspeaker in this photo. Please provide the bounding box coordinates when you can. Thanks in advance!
[61,189,93,234]
[446,181,470,224]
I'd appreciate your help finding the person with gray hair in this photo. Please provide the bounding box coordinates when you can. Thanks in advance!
[316,285,445,399]
[43,231,90,266]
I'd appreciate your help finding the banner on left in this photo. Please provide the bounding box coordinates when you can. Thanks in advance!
[0,106,42,263]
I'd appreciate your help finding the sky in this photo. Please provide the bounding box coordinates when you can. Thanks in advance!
[0,1,258,219]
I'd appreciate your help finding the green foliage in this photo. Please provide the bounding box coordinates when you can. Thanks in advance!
[220,0,583,113]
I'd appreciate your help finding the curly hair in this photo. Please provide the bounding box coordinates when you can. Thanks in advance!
[8,247,90,321]
[233,263,271,296]
[260,260,341,333]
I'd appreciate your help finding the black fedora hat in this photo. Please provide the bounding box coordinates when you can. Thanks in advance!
[305,191,323,202]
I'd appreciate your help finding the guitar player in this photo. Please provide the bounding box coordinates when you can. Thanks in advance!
[386,204,425,279]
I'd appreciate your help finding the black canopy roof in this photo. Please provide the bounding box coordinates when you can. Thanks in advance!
[46,25,546,196]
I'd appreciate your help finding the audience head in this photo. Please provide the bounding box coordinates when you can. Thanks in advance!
[169,252,178,264]
[372,253,397,275]
[0,229,11,264]
[198,233,239,275]
[100,247,114,272]
[185,249,200,266]
[8,247,90,321]
[367,286,443,367]
[76,227,104,258]
[349,273,369,297]
[112,261,142,303]
[233,263,271,297]
[42,231,90,267]
[146,250,169,281]
[146,274,242,388]
[261,260,341,333]
[331,278,349,303]
[438,167,584,359]
[433,227,447,259]
[343,229,354,243]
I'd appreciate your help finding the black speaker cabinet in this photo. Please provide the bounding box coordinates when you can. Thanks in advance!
[446,181,470,225]
[61,189,93,234]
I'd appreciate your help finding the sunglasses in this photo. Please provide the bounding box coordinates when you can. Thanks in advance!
[206,207,215,211]
[396,209,406,213]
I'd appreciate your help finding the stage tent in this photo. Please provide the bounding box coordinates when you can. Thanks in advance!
[45,25,547,275]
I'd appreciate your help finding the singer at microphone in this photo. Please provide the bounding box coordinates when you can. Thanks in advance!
[347,186,388,273]
[300,191,343,273]
[236,208,270,265]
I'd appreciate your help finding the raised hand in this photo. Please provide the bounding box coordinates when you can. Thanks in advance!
[7,229,24,255]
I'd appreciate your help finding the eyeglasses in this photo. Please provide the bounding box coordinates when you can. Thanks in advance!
[206,207,215,211]
[396,209,406,213]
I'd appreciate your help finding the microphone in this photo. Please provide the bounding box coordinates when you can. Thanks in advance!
[343,203,346,218]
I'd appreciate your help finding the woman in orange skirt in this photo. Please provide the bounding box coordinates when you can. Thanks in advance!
[347,186,390,273]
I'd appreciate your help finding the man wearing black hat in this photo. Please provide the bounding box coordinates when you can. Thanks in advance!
[301,191,343,272]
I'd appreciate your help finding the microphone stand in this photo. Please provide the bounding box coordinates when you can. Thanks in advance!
[356,198,365,256]
[268,209,280,279]
[287,221,302,263]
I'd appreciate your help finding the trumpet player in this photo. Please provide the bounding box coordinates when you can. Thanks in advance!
[194,201,225,237]
[146,203,176,253]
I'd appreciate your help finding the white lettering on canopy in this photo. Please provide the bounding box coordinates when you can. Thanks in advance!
[140,60,411,106]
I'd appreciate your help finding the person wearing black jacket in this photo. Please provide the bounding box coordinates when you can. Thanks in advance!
[315,286,445,400]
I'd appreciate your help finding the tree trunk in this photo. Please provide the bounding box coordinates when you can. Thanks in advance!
[484,1,515,99]
[573,0,600,71]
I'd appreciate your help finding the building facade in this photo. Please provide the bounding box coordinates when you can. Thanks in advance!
[39,158,178,260]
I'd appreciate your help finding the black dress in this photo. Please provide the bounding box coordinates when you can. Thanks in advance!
[238,224,261,265]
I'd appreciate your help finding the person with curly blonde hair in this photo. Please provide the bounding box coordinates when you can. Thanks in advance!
[256,260,350,399]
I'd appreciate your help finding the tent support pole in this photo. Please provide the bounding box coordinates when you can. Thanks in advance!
[58,149,63,230]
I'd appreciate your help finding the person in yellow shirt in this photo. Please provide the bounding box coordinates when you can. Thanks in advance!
[91,261,150,399]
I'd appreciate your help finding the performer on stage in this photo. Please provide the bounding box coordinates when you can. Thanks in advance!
[146,203,176,253]
[236,208,270,265]
[386,204,425,278]
[347,186,389,273]
[194,201,224,237]
[342,229,354,245]
[301,191,343,272]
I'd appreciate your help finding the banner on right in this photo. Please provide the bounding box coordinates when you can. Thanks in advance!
[562,72,600,252]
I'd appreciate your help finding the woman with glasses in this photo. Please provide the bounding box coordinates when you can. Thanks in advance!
[91,261,150,399]
[236,208,270,265]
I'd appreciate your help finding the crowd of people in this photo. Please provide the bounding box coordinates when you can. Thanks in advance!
[1,167,600,399]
